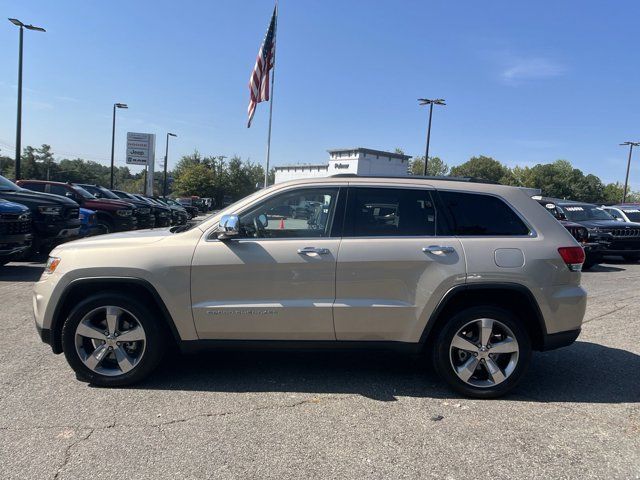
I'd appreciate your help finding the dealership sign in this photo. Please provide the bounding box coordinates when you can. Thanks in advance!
[126,132,155,166]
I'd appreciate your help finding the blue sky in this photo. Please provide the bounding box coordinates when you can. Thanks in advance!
[1,0,640,189]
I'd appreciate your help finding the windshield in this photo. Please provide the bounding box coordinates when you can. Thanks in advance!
[0,175,20,192]
[71,185,96,199]
[561,205,614,221]
[622,208,640,222]
[95,186,120,199]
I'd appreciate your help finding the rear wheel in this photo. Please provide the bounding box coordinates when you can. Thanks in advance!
[62,293,165,386]
[432,306,531,398]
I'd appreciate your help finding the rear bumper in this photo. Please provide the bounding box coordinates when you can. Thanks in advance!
[540,328,581,351]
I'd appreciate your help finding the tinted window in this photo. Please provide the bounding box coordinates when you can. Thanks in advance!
[346,187,436,237]
[49,184,71,197]
[622,208,640,222]
[21,182,46,192]
[439,191,529,236]
[561,204,613,222]
[240,187,339,238]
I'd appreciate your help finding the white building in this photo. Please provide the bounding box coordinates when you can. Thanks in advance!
[274,148,411,184]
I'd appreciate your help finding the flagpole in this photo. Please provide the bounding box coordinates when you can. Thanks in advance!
[264,3,278,189]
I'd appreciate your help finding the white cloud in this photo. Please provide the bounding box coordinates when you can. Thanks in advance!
[501,57,566,85]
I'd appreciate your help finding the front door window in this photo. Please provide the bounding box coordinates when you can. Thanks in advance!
[239,187,339,238]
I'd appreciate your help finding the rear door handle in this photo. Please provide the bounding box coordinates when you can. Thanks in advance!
[422,245,455,255]
[297,247,330,256]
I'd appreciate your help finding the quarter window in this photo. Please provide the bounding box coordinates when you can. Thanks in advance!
[438,191,530,236]
[239,188,339,238]
[346,187,437,237]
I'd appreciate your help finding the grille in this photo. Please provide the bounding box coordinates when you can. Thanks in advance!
[602,227,640,238]
[0,218,32,235]
[65,207,80,219]
[136,208,151,216]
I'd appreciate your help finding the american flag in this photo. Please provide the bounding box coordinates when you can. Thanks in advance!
[247,4,278,128]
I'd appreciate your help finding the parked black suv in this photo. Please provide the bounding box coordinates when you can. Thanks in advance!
[149,197,188,225]
[0,175,80,254]
[111,190,171,227]
[0,199,33,265]
[539,198,640,262]
[534,197,610,268]
[78,184,155,229]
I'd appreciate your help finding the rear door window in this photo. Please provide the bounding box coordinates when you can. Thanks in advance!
[344,187,437,237]
[438,191,530,236]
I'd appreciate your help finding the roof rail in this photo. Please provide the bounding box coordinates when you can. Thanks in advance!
[328,174,498,184]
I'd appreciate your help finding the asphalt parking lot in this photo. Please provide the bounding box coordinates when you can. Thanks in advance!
[1,259,639,479]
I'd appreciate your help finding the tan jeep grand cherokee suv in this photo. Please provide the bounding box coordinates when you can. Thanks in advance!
[33,176,587,398]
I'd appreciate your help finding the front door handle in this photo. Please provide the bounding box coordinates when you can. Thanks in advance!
[422,245,455,255]
[297,247,330,256]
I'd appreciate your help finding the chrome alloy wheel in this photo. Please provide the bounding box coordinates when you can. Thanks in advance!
[449,318,519,388]
[74,306,146,377]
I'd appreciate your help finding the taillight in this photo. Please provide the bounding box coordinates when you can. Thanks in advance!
[558,246,585,272]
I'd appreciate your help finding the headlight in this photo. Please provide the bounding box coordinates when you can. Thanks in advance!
[116,209,132,217]
[38,206,62,216]
[44,256,61,274]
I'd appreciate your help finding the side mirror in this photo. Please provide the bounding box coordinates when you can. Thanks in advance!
[217,214,240,240]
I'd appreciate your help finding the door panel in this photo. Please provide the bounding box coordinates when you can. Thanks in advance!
[334,186,466,342]
[191,238,339,339]
[334,237,465,342]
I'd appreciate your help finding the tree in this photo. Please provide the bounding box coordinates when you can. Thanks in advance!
[410,156,449,176]
[449,156,508,182]
[173,162,216,198]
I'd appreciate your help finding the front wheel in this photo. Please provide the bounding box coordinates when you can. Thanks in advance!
[432,306,531,398]
[62,293,166,387]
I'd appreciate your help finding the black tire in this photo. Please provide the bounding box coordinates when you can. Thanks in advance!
[623,254,640,262]
[96,217,113,234]
[61,292,166,387]
[432,306,532,399]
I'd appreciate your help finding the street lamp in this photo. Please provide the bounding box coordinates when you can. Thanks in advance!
[418,98,446,176]
[163,133,177,198]
[109,103,128,188]
[8,18,46,180]
[620,141,640,203]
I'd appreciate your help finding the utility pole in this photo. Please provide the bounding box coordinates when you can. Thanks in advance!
[8,18,46,180]
[163,133,177,198]
[621,141,640,203]
[418,98,446,176]
[109,103,128,188]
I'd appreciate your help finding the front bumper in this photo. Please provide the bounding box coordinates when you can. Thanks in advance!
[0,233,33,258]
[112,216,137,232]
[540,328,581,351]
[135,214,155,229]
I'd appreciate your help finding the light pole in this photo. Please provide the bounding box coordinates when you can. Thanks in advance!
[110,103,128,188]
[163,133,177,198]
[621,141,640,203]
[418,98,446,176]
[8,18,46,180]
